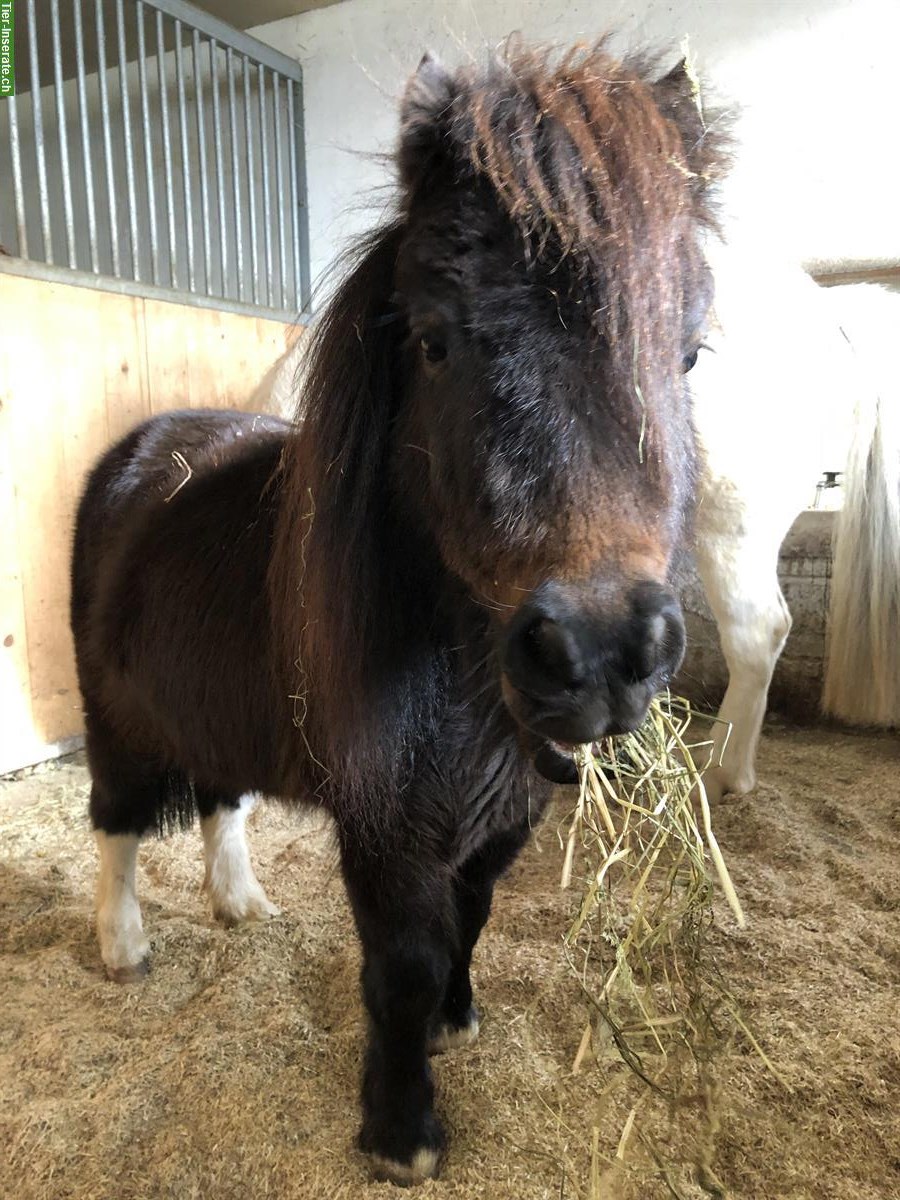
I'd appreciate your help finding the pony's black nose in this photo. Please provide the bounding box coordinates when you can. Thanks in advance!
[501,580,685,743]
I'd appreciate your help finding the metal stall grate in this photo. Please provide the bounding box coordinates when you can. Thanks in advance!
[1,0,310,317]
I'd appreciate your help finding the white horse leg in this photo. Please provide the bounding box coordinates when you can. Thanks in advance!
[95,831,151,982]
[200,794,280,926]
[693,530,793,800]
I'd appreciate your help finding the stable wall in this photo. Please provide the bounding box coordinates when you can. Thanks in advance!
[0,52,302,316]
[0,269,297,773]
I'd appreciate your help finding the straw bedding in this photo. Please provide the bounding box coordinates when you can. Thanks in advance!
[1,723,898,1199]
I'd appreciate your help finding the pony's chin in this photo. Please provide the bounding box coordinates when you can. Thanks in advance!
[531,740,580,785]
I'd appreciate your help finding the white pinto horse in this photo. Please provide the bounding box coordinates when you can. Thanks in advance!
[259,239,899,803]
[690,237,899,801]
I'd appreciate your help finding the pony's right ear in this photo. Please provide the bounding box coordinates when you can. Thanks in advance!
[398,52,456,190]
[653,57,732,193]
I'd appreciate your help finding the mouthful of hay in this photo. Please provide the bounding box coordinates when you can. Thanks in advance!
[558,694,780,1196]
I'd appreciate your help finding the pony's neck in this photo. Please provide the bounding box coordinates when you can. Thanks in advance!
[267,222,505,796]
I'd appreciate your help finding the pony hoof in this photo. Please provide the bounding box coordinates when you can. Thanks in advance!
[367,1147,441,1186]
[106,954,150,984]
[360,1114,445,1186]
[428,1007,480,1055]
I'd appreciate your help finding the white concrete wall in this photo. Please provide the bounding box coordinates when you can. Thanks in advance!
[248,0,899,304]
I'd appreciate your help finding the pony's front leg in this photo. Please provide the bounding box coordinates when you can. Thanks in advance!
[429,824,531,1054]
[427,871,486,1054]
[341,839,453,1185]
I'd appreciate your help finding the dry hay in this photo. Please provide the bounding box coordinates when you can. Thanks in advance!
[556,697,782,1197]
[1,723,899,1199]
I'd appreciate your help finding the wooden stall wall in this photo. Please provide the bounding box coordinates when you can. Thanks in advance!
[0,271,301,773]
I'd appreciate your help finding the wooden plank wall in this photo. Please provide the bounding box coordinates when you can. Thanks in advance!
[0,272,301,773]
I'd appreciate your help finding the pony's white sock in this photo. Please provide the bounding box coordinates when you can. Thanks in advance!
[201,795,280,925]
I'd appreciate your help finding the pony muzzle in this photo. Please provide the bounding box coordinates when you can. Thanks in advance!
[499,579,686,745]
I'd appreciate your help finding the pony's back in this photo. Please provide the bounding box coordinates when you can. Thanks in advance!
[71,408,297,803]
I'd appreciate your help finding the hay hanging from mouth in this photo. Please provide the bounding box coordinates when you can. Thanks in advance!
[559,694,778,1195]
[561,693,743,928]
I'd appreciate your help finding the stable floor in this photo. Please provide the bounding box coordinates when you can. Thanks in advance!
[1,724,898,1200]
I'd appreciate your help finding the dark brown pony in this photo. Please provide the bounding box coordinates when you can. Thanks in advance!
[71,42,726,1184]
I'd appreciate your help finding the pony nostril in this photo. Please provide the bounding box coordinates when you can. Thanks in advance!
[648,613,668,647]
[631,612,668,680]
[627,604,685,683]
[522,617,586,689]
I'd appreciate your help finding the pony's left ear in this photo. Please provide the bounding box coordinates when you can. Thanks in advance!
[398,52,456,190]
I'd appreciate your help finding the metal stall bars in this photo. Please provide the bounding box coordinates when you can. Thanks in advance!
[0,0,310,319]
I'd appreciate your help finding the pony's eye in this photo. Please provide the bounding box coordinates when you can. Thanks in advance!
[420,334,448,365]
[682,348,700,374]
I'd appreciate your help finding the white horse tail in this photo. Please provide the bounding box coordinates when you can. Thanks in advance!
[823,285,900,725]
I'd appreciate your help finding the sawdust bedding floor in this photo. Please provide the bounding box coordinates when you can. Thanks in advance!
[1,722,898,1200]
